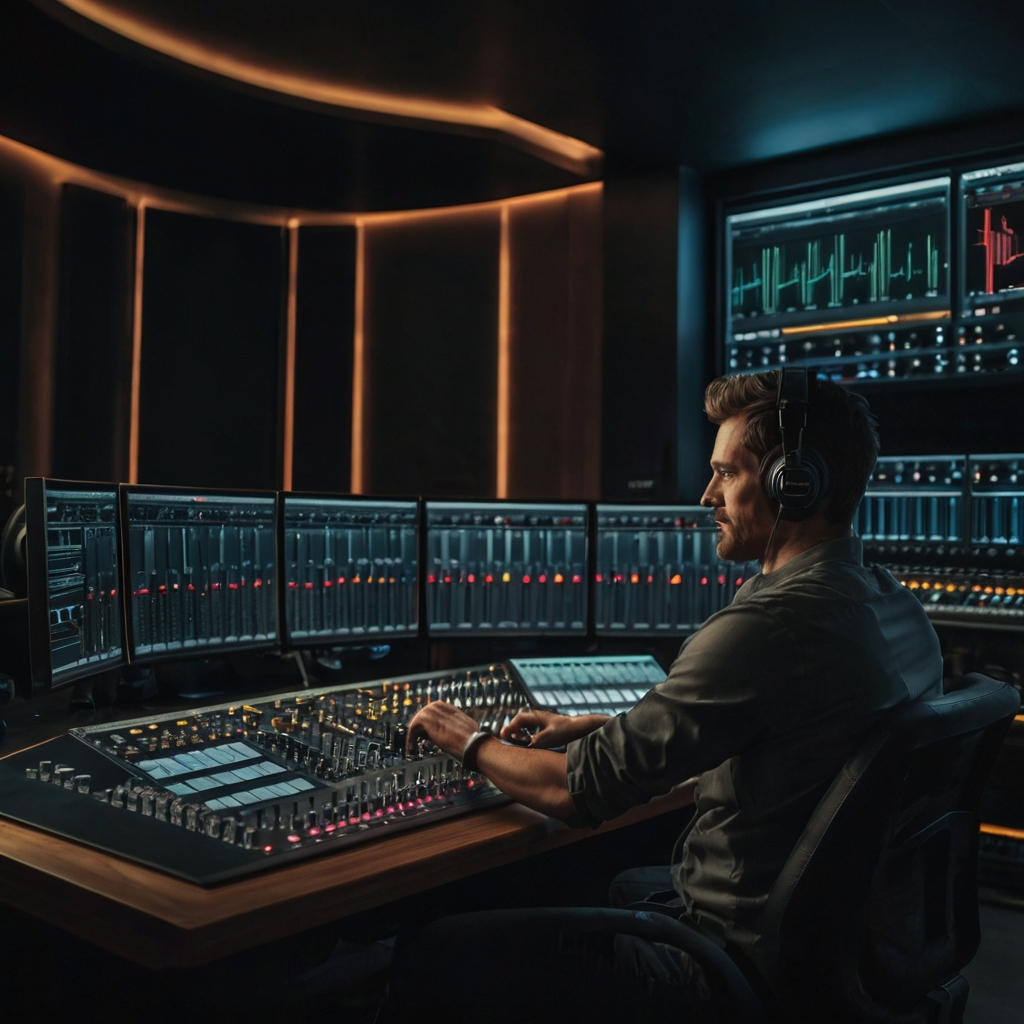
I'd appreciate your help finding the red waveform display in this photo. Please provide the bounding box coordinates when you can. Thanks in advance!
[975,206,1024,295]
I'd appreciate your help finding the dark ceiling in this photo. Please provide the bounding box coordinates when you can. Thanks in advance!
[7,0,1024,210]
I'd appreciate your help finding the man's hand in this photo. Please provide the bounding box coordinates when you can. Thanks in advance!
[406,700,481,759]
[501,709,610,749]
[406,700,575,821]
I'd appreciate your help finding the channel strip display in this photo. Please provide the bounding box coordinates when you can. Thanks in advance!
[125,491,278,660]
[595,505,758,634]
[43,485,123,683]
[282,496,418,643]
[425,501,588,635]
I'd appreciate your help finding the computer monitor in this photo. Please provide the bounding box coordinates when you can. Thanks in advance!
[594,504,758,635]
[280,493,419,644]
[24,478,124,691]
[121,485,278,663]
[425,500,588,636]
[968,455,1024,547]
[724,176,951,382]
[960,162,1024,375]
[852,456,966,544]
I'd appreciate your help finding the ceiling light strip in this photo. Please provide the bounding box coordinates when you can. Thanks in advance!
[51,0,602,176]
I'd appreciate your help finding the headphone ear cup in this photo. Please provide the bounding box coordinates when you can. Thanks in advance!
[760,445,830,520]
[759,446,787,506]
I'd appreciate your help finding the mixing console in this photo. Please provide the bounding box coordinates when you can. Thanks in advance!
[0,664,530,883]
[510,656,666,717]
[594,505,758,633]
[124,490,277,660]
[425,502,588,635]
[282,496,418,642]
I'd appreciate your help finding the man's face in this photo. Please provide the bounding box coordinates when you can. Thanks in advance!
[700,415,777,562]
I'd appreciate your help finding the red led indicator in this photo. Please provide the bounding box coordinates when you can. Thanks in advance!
[718,575,726,586]
[138,588,149,596]
[253,579,262,588]
[572,575,582,584]
[701,576,708,586]
[308,826,321,836]
[595,573,604,583]
[304,582,314,590]
[288,581,298,589]
[735,578,743,586]
[485,575,494,584]
[539,574,547,583]
[522,575,531,584]
[467,574,476,583]
[324,823,336,832]
[230,583,240,590]
[287,834,301,844]
[324,580,332,587]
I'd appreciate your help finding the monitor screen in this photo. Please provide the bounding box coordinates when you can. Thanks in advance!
[969,455,1024,547]
[122,487,278,662]
[425,501,588,635]
[960,163,1024,375]
[281,494,419,644]
[725,177,951,382]
[24,478,124,690]
[852,456,965,544]
[594,504,759,634]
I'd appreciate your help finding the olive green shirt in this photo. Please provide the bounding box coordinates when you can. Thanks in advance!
[566,535,942,962]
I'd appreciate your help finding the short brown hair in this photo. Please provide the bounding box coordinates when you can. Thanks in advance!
[704,371,879,526]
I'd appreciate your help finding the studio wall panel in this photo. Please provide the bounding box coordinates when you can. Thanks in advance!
[0,177,21,522]
[602,175,684,502]
[292,225,357,493]
[362,209,500,497]
[138,210,284,489]
[506,188,602,499]
[51,184,134,483]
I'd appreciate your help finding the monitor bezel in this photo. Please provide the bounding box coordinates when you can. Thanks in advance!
[278,489,422,648]
[25,476,126,693]
[423,497,590,639]
[119,482,281,665]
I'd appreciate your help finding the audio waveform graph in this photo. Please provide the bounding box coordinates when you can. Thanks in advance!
[973,206,1024,297]
[731,230,941,318]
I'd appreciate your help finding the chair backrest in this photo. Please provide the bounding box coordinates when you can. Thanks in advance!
[757,674,1020,1023]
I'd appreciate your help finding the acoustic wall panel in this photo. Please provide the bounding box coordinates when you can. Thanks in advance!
[362,209,500,497]
[138,210,284,489]
[0,178,22,523]
[507,188,602,500]
[292,225,357,493]
[51,185,134,483]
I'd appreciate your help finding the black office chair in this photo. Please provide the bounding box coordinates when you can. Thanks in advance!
[384,674,1019,1024]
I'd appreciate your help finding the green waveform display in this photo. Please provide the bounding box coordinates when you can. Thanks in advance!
[731,208,945,320]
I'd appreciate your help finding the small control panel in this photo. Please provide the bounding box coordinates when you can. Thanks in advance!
[510,656,666,717]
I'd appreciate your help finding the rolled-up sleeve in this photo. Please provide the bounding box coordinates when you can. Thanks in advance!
[565,604,796,828]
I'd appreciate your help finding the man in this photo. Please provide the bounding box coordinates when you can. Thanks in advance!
[402,370,942,1010]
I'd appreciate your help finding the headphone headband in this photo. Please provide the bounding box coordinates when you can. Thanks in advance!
[760,367,829,521]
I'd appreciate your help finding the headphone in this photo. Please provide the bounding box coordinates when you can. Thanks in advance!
[758,367,830,522]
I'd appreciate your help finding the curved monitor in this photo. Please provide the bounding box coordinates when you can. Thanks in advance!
[25,478,124,691]
[425,500,588,636]
[121,485,278,663]
[280,493,419,645]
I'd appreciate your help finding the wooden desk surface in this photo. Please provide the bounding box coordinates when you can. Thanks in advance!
[0,735,695,969]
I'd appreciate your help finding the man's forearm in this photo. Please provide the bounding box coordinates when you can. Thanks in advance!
[473,739,574,820]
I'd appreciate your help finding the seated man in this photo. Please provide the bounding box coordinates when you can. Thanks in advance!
[401,369,942,1012]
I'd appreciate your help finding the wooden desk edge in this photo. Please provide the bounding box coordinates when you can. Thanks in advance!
[0,782,696,968]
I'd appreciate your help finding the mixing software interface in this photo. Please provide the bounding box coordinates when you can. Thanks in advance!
[124,490,278,660]
[281,496,418,642]
[425,502,588,635]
